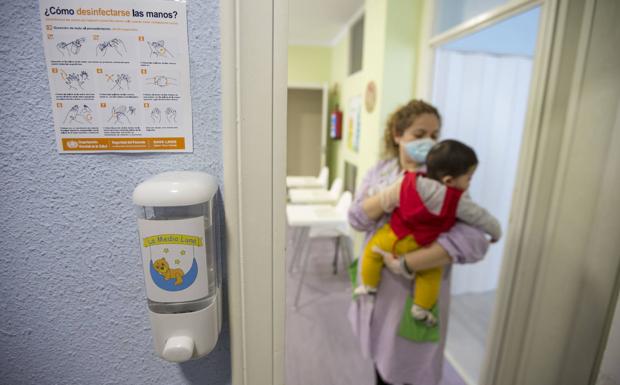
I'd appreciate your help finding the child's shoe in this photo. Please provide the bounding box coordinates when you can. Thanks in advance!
[353,285,377,296]
[411,304,437,327]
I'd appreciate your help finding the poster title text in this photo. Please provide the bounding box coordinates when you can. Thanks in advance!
[44,6,179,19]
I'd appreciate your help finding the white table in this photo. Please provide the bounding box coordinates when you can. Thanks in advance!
[286,204,347,227]
[288,189,338,205]
[286,203,352,308]
[286,204,345,264]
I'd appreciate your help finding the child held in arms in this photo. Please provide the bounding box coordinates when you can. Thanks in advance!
[354,139,501,326]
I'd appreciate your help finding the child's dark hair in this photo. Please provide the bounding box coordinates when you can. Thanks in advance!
[426,140,478,181]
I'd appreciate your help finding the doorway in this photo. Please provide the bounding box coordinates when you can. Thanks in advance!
[223,0,620,384]
[287,85,328,176]
[429,5,541,384]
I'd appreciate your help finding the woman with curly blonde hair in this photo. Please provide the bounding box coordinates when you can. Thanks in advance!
[348,99,490,385]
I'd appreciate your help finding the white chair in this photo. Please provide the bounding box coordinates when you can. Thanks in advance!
[286,166,329,189]
[288,178,343,205]
[287,191,354,309]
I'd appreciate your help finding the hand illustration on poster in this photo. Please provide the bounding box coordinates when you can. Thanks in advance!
[106,73,131,91]
[56,37,86,57]
[96,38,127,57]
[59,69,90,91]
[63,104,95,125]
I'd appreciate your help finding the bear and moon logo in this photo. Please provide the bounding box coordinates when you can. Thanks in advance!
[144,234,202,292]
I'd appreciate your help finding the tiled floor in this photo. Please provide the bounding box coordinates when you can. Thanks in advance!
[285,233,467,385]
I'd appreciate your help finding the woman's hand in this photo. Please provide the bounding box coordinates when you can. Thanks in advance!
[372,245,400,274]
[378,177,403,212]
[377,242,452,277]
[372,246,414,279]
[361,177,404,220]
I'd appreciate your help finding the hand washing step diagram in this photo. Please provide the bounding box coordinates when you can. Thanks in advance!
[40,0,192,153]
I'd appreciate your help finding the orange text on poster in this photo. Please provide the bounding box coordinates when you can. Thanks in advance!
[61,137,185,151]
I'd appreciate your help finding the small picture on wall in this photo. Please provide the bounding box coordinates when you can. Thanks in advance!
[347,95,362,153]
[365,81,377,113]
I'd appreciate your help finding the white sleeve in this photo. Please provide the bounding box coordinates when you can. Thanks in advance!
[456,193,502,240]
[415,176,446,215]
[378,174,404,212]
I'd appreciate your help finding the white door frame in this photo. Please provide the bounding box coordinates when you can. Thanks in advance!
[221,0,287,384]
[287,82,329,170]
[222,0,620,384]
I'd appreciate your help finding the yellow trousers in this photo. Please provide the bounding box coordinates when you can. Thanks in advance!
[360,223,442,310]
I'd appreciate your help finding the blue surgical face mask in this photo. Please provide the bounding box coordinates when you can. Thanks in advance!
[404,138,436,164]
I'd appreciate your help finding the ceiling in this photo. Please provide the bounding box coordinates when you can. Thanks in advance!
[288,0,364,46]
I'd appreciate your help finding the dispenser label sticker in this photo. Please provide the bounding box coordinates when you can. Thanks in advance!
[39,0,193,153]
[138,217,208,302]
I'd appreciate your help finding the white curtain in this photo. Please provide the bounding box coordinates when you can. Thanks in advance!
[432,49,533,295]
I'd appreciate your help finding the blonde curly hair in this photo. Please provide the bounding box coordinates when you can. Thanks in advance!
[383,99,441,158]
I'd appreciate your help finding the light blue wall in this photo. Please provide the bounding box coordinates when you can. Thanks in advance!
[0,1,231,384]
[442,6,540,57]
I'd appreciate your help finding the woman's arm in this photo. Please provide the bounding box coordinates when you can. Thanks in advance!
[377,241,451,277]
[403,242,452,271]
[388,222,490,274]
[360,193,385,221]
[436,222,490,264]
[348,160,399,232]
[348,176,382,232]
[362,175,403,220]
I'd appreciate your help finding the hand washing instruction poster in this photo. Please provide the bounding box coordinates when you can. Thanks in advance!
[40,0,193,153]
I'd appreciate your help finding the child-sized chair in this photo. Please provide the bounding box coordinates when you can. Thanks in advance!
[286,166,329,189]
[287,191,353,309]
[288,178,343,205]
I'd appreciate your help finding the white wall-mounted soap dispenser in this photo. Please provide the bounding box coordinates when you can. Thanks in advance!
[133,171,222,362]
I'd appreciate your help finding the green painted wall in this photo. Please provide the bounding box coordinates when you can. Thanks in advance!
[328,33,366,186]
[326,36,349,185]
[328,0,424,187]
[379,0,421,154]
[288,0,425,195]
[288,45,332,84]
[354,0,388,184]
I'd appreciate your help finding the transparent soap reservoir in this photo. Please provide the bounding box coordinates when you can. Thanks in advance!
[133,171,222,362]
[136,201,219,313]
